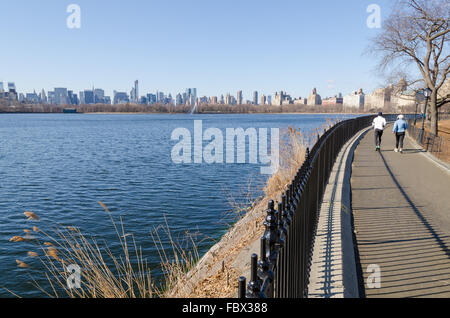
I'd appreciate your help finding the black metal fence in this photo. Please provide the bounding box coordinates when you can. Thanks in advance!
[238,115,380,299]
[407,120,449,162]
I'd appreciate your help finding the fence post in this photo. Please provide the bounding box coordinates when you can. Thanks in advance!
[276,201,285,298]
[238,277,247,299]
[247,254,261,298]
[264,200,278,260]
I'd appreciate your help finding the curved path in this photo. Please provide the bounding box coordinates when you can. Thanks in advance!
[351,126,450,298]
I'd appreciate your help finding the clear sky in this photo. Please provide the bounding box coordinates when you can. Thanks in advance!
[0,0,394,100]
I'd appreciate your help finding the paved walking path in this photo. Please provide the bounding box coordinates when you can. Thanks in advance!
[351,126,450,298]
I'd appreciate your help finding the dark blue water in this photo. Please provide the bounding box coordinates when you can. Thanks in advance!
[0,113,356,297]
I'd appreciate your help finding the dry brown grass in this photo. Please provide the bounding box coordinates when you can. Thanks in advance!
[263,127,307,200]
[150,218,200,298]
[9,203,200,298]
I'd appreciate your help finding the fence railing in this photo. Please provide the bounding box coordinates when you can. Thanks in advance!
[407,120,450,163]
[438,112,450,121]
[237,114,379,299]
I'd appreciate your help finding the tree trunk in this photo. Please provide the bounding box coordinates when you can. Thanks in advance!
[430,90,439,136]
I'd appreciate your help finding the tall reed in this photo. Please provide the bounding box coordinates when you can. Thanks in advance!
[8,202,199,298]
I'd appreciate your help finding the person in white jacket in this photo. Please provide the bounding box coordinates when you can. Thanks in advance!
[372,112,387,151]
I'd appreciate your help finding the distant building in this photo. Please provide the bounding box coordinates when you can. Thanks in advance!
[68,90,74,104]
[307,88,322,106]
[54,88,68,105]
[343,89,365,110]
[175,93,183,106]
[25,91,40,104]
[158,92,165,103]
[68,90,79,105]
[261,94,266,105]
[130,80,139,104]
[94,89,105,103]
[40,89,47,104]
[129,81,139,104]
[183,88,197,105]
[189,94,196,106]
[198,96,208,105]
[8,82,16,92]
[272,91,283,106]
[365,87,391,110]
[211,96,218,104]
[293,98,306,105]
[365,80,417,111]
[139,96,148,104]
[82,90,95,104]
[147,93,157,104]
[237,90,243,105]
[322,96,343,106]
[47,91,56,104]
[134,81,139,103]
[253,91,258,105]
[225,93,232,105]
[113,91,129,104]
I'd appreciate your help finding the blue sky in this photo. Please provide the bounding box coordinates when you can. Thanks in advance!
[0,0,394,100]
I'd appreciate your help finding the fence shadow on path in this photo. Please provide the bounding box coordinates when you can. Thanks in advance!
[354,149,450,298]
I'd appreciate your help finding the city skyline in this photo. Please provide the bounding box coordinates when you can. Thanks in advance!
[0,77,375,104]
[0,0,395,101]
[0,78,375,107]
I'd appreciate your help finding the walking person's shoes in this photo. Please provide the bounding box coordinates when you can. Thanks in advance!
[399,148,403,154]
[394,148,399,153]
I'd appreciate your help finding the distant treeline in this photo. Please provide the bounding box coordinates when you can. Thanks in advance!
[0,101,418,114]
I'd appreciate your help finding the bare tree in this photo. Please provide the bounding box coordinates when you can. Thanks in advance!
[370,0,450,135]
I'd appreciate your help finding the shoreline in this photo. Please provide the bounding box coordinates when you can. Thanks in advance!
[0,111,368,115]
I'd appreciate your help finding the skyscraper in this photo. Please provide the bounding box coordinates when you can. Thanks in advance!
[47,91,56,104]
[225,93,232,105]
[8,82,16,92]
[0,82,4,93]
[253,91,258,105]
[114,91,129,104]
[134,80,139,103]
[25,91,40,103]
[237,90,243,105]
[40,89,47,104]
[147,93,157,104]
[54,88,68,105]
[83,90,95,104]
[68,90,77,105]
[184,88,197,105]
[94,89,105,103]
[130,81,139,104]
[175,93,183,106]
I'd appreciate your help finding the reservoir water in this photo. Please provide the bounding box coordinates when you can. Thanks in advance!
[0,113,356,297]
